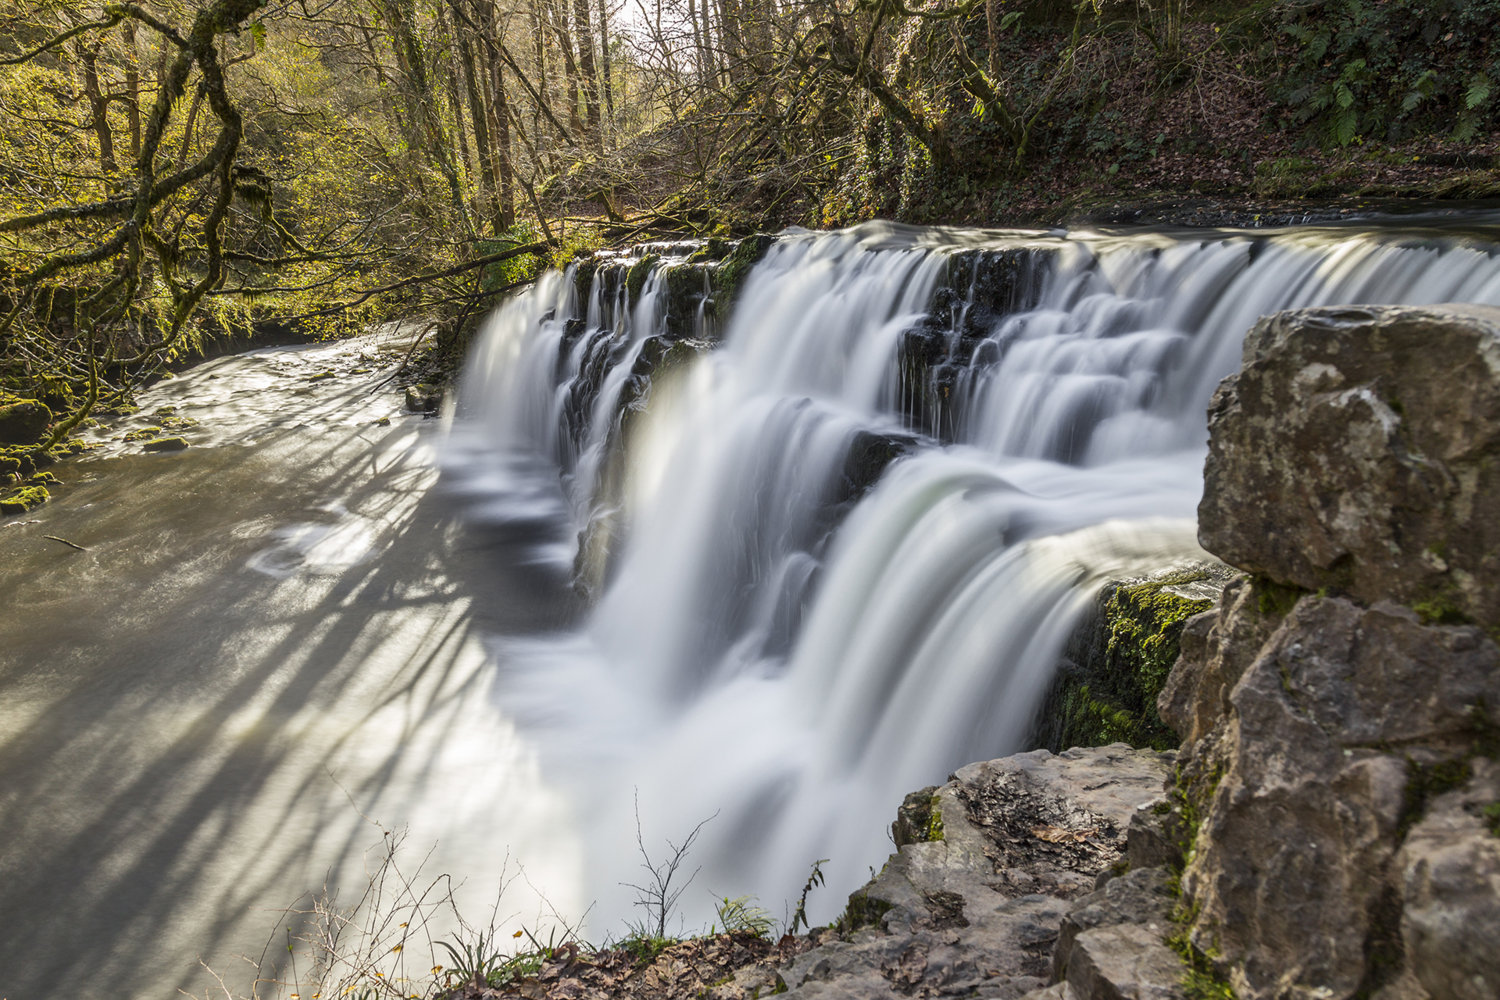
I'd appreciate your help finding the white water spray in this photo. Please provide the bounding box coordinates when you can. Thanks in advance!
[450,217,1500,931]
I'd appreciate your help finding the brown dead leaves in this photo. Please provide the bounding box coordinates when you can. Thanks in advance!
[445,932,809,1000]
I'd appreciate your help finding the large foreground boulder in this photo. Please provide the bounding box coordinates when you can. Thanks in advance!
[1165,303,1500,1000]
[1199,304,1500,628]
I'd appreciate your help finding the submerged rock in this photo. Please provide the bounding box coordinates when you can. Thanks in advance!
[404,383,442,413]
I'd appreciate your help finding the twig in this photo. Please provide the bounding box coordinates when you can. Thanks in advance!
[43,535,88,551]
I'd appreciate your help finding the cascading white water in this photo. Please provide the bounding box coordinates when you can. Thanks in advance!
[449,217,1500,932]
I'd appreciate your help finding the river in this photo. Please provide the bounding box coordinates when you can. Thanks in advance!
[0,330,586,999]
[5,216,1500,1000]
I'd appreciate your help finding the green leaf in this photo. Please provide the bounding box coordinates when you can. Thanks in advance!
[1000,11,1022,31]
[1335,83,1354,109]
[1466,75,1492,110]
[249,20,266,49]
[1334,108,1358,146]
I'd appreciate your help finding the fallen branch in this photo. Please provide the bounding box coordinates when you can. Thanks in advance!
[43,535,88,551]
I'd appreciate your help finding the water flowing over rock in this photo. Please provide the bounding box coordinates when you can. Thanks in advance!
[449,219,1500,936]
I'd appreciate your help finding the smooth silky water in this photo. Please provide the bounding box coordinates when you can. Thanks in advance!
[3,217,1500,999]
[449,216,1500,934]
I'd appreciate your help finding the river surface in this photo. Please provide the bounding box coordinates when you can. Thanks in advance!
[0,331,585,1000]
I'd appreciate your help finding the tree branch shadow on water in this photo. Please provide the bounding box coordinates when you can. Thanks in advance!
[0,403,587,999]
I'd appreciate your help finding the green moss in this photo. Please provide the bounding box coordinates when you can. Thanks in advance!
[1,484,49,514]
[571,256,602,301]
[0,398,53,445]
[141,436,189,452]
[711,234,774,323]
[1412,593,1470,627]
[686,237,731,264]
[1254,577,1307,617]
[1167,863,1238,999]
[122,426,162,442]
[625,253,662,307]
[923,794,945,843]
[1399,757,1473,837]
[833,891,893,935]
[1046,574,1214,752]
[1481,803,1500,837]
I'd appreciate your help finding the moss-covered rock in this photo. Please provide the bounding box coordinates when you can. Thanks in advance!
[710,234,774,324]
[661,264,714,340]
[685,237,731,264]
[142,436,189,452]
[1,484,49,514]
[0,398,52,444]
[1032,566,1229,752]
[625,253,662,307]
[403,383,441,413]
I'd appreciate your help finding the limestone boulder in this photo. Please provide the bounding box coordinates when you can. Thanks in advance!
[1396,758,1500,1000]
[1178,595,1500,1000]
[1198,304,1500,627]
[777,746,1173,999]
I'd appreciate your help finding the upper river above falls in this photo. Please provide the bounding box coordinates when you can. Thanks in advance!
[6,215,1500,1000]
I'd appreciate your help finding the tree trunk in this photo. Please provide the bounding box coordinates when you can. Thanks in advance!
[455,23,500,231]
[121,21,142,160]
[572,0,601,144]
[376,0,472,231]
[489,52,516,229]
[76,40,117,177]
[597,0,614,125]
[548,0,586,138]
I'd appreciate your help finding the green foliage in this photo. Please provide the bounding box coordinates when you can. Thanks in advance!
[713,895,776,938]
[613,924,677,966]
[479,224,546,292]
[1267,0,1500,146]
[787,858,828,936]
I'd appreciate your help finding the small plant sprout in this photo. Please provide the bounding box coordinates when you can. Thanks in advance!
[620,791,718,940]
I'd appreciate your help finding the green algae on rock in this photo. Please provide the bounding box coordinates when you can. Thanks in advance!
[1033,567,1229,753]
[1,484,49,514]
[0,398,52,445]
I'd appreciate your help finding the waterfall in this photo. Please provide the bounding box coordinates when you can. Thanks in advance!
[448,217,1500,931]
